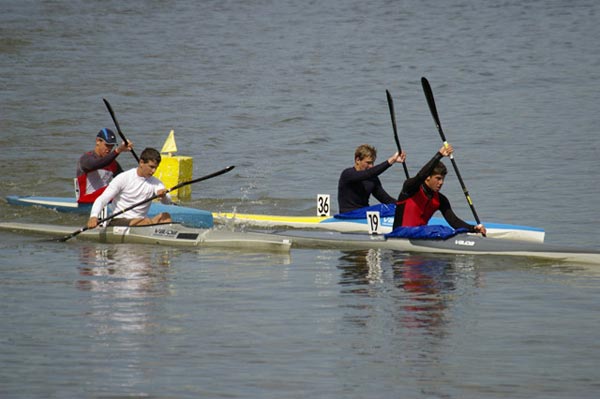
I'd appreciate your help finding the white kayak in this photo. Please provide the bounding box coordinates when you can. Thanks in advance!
[3,221,597,264]
[0,222,291,253]
[270,230,600,265]
[212,210,546,243]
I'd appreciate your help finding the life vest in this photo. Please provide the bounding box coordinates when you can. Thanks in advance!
[397,185,440,226]
[76,155,119,203]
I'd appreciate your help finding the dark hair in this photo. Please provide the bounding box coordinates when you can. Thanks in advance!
[140,148,162,164]
[432,161,447,176]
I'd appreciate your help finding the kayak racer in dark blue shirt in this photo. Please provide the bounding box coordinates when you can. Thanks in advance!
[337,144,406,214]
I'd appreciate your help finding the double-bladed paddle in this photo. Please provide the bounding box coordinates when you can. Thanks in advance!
[385,89,410,179]
[57,165,235,242]
[420,77,483,230]
[103,98,140,163]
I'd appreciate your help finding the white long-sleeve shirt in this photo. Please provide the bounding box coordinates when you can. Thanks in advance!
[90,168,172,220]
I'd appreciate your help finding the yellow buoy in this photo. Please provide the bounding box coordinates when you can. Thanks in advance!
[155,130,193,200]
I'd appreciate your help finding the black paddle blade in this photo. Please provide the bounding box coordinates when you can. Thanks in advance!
[421,77,446,141]
[102,98,140,163]
[54,227,88,242]
[385,89,410,179]
[386,90,400,150]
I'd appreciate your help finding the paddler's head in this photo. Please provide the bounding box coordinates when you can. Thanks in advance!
[424,161,448,192]
[354,144,377,171]
[137,147,162,178]
[94,128,118,156]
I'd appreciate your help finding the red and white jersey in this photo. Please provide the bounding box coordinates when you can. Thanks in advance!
[76,151,121,203]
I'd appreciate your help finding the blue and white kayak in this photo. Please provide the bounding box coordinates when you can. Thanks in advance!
[213,203,545,243]
[6,196,546,244]
[5,195,214,229]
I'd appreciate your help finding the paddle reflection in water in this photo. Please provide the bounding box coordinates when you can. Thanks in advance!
[335,249,385,332]
[337,249,384,291]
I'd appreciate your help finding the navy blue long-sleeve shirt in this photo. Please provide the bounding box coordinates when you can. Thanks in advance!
[337,160,395,214]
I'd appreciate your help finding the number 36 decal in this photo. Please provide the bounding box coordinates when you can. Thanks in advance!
[317,194,330,217]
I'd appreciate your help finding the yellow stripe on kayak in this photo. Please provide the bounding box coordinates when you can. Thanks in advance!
[213,212,328,224]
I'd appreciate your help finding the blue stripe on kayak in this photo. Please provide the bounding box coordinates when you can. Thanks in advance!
[319,213,543,232]
[329,203,544,232]
[6,195,214,228]
[429,217,544,232]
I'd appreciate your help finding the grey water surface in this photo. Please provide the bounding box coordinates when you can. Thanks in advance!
[1,1,599,398]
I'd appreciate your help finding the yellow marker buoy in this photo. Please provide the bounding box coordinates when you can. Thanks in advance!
[155,130,193,200]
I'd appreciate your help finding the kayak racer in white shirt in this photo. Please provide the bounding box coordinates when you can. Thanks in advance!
[87,147,172,228]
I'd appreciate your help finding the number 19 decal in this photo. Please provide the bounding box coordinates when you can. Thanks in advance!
[367,211,381,234]
[317,194,330,217]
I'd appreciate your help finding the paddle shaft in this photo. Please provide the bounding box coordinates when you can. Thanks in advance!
[58,165,235,242]
[420,77,482,227]
[385,90,410,179]
[103,98,140,163]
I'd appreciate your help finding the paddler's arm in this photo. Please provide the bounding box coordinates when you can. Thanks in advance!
[418,146,449,180]
[87,178,121,228]
[372,182,396,204]
[374,152,407,203]
[79,141,133,173]
[398,149,445,199]
[342,160,392,183]
[79,151,119,173]
[112,141,133,177]
[342,151,404,183]
[438,194,487,235]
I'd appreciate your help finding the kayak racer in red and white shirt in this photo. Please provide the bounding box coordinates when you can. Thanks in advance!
[75,128,133,203]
